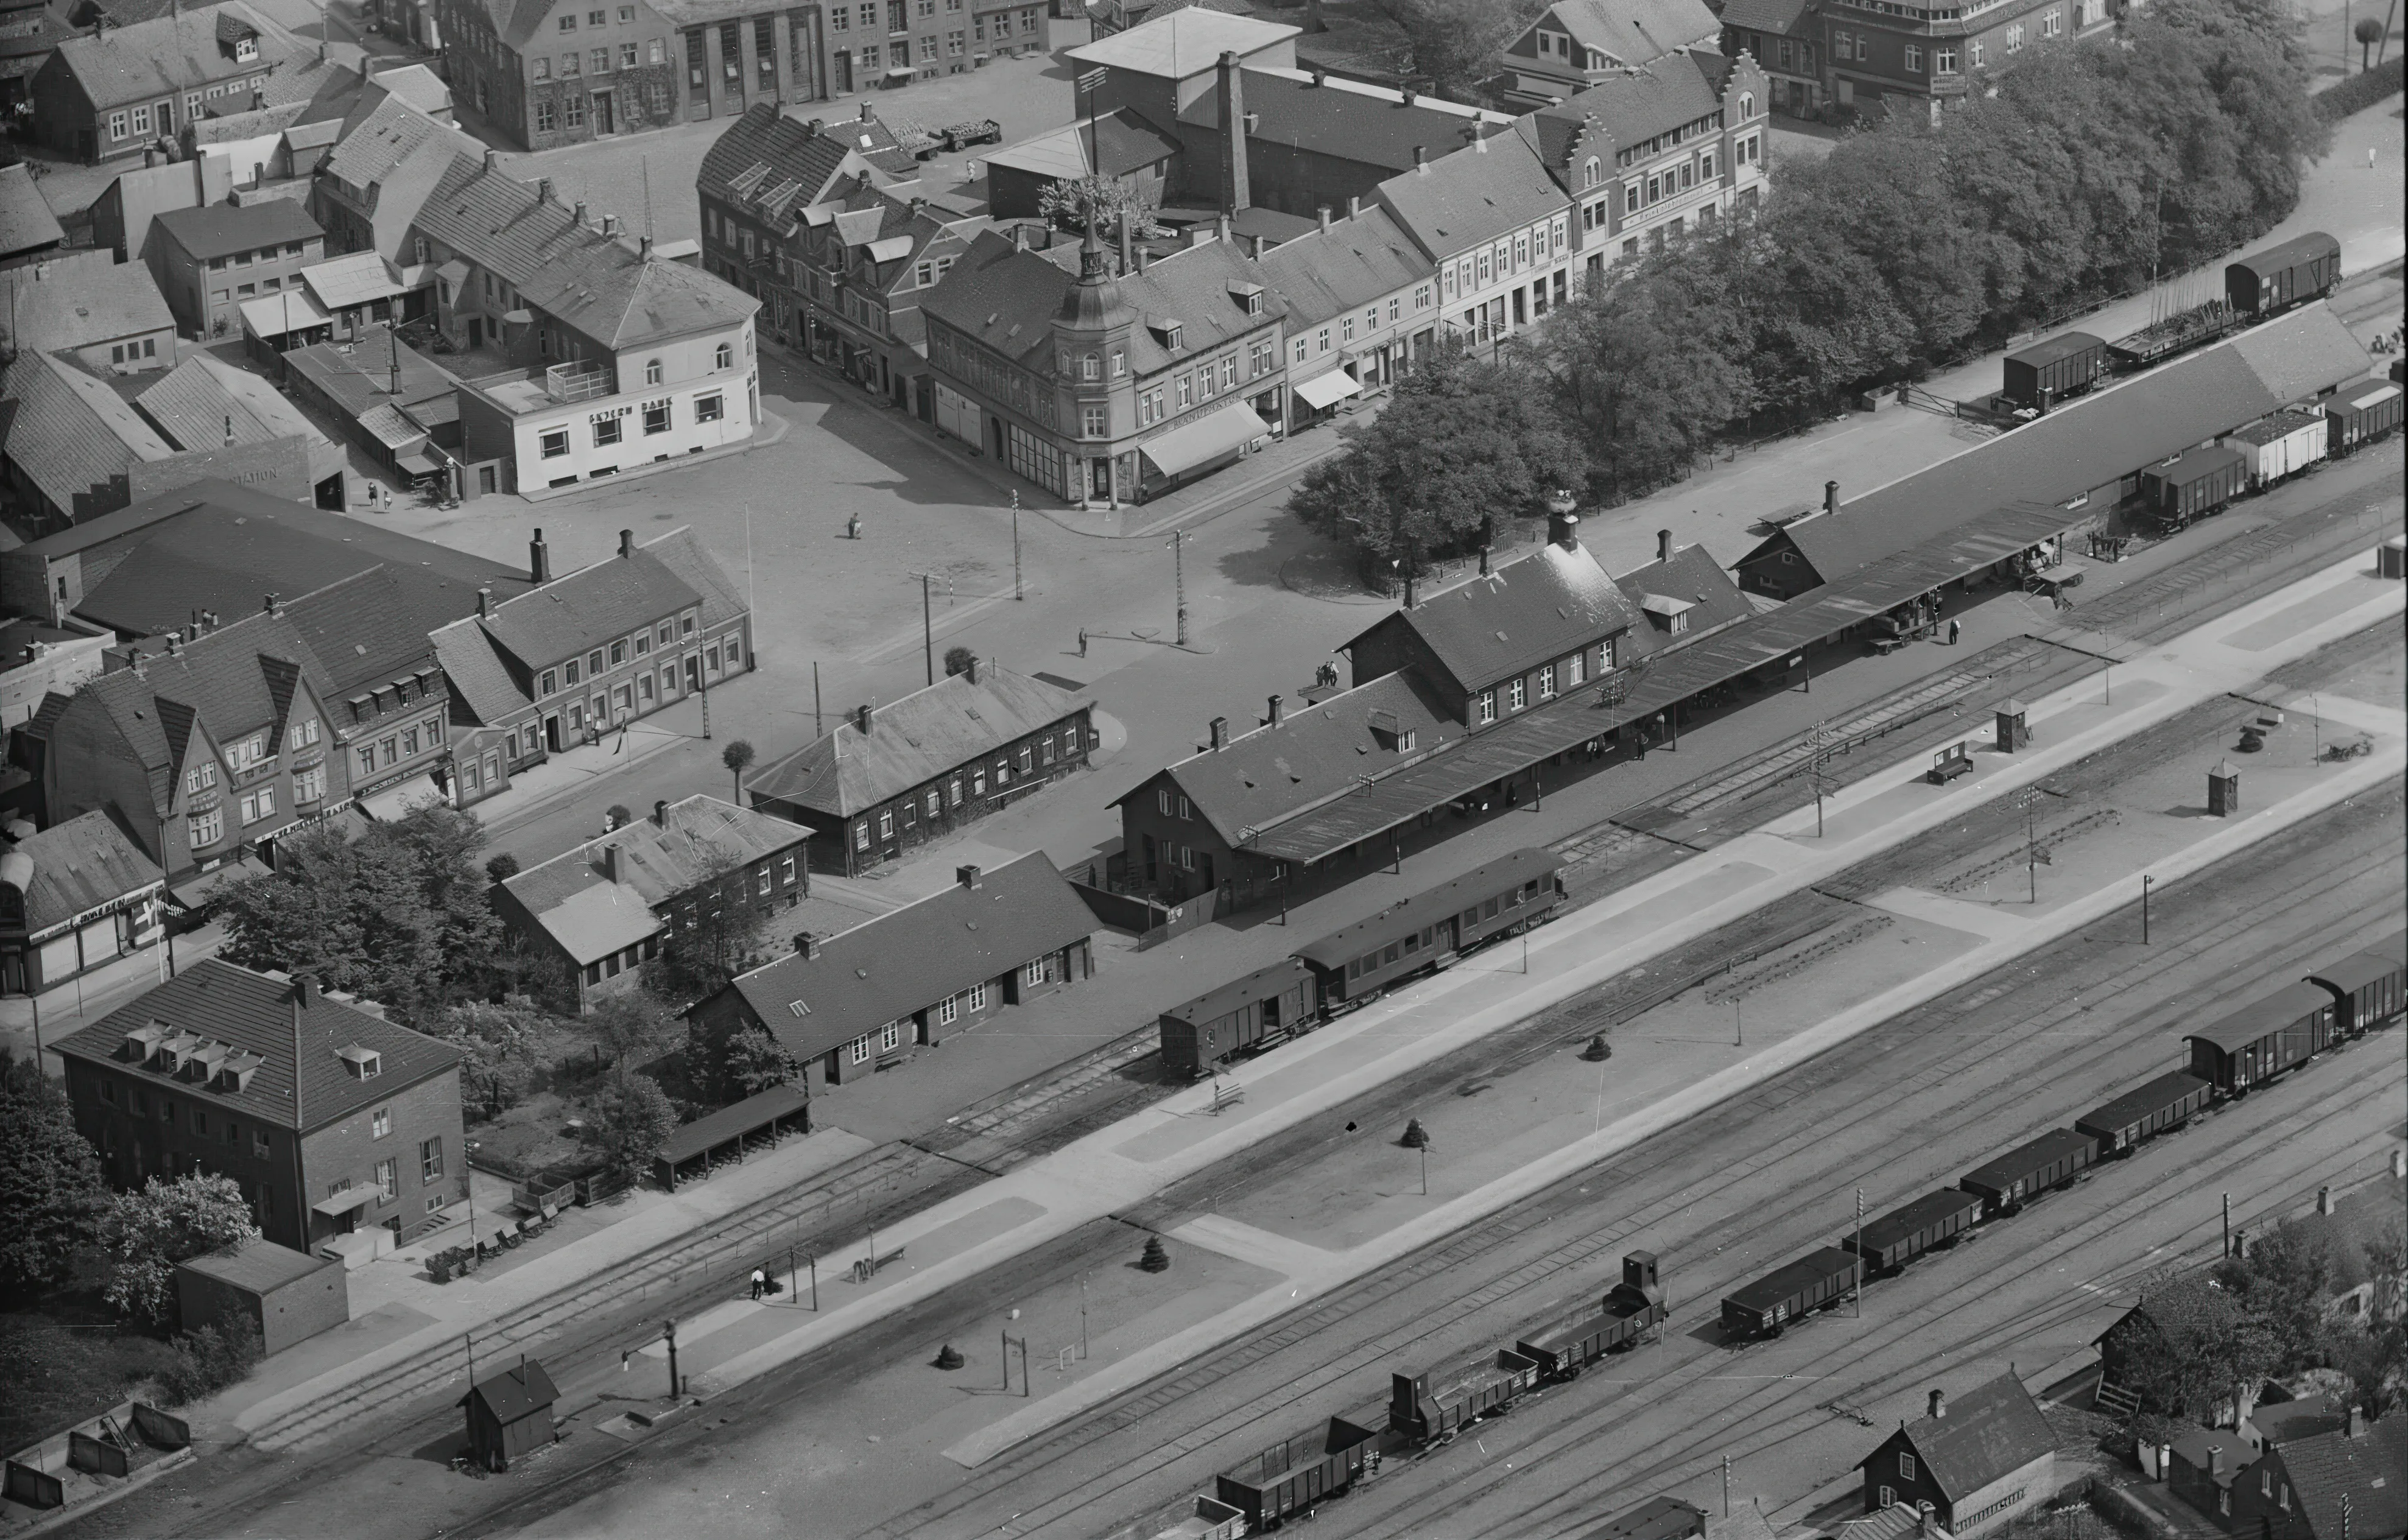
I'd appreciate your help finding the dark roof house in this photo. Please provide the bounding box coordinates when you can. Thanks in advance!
[746,664,1090,820]
[2258,1413,2408,1540]
[150,199,323,264]
[1857,1377,2055,1536]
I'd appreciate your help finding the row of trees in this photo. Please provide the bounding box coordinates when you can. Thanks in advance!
[1300,0,2329,556]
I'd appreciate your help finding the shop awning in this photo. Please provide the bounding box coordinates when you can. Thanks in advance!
[312,1185,381,1217]
[885,65,914,78]
[239,289,334,340]
[1292,370,1362,410]
[1139,403,1270,478]
[167,854,269,910]
[358,779,443,822]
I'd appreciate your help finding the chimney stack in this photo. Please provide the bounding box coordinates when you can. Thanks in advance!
[529,529,552,583]
[965,655,980,684]
[1546,490,1579,550]
[1267,694,1284,726]
[795,931,820,958]
[2349,1404,2366,1439]
[653,800,668,826]
[1309,66,1326,86]
[1209,716,1229,750]
[2209,1446,2225,1477]
[641,234,654,259]
[957,864,982,890]
[573,199,588,225]
[602,843,621,884]
[1216,51,1250,216]
[1118,216,1134,276]
[484,146,498,172]
[618,527,635,559]
[856,703,873,733]
[2317,1185,2334,1214]
[1917,1502,1935,1536]
[1401,86,1417,107]
[1928,1389,1947,1420]
[1347,195,1360,219]
[294,975,319,1008]
[477,586,493,618]
[1317,205,1331,233]
[604,214,620,236]
[537,177,555,203]
[263,591,283,617]
[1658,529,1673,563]
[1413,144,1429,172]
[1824,479,1840,518]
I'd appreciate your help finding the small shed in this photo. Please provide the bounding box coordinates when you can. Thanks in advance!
[652,1081,811,1190]
[459,1357,558,1471]
[174,1238,348,1357]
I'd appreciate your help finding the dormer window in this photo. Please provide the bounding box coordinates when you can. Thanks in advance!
[1163,322,1183,349]
[339,1044,382,1080]
[234,36,258,59]
[1227,280,1264,316]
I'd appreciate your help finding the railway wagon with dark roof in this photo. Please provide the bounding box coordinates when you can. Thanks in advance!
[1515,1251,1667,1379]
[2002,332,2108,410]
[1390,1349,1543,1445]
[1843,1188,1984,1273]
[2323,382,2404,456]
[2139,445,2250,526]
[2308,932,2406,1036]
[1960,1128,2097,1215]
[2075,1071,2213,1155]
[1159,958,1315,1077]
[1294,848,1562,1014]
[1574,1497,1709,1540]
[1213,1416,1381,1528]
[1722,1246,1862,1338]
[2225,231,2341,316]
[2185,980,2336,1094]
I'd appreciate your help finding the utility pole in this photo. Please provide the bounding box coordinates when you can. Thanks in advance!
[663,1318,679,1399]
[1854,1188,1864,1316]
[2222,1193,2231,1257]
[2024,790,2040,905]
[1420,1140,1429,1196]
[1012,490,1023,601]
[1079,1272,1089,1360]
[2142,874,2152,944]
[1722,1454,1731,1518]
[1167,530,1190,647]
[1809,720,1830,837]
[921,573,934,684]
[813,661,823,738]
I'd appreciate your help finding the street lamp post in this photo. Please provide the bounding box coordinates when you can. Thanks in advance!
[2142,874,2152,944]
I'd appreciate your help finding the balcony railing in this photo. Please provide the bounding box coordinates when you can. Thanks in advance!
[546,362,613,403]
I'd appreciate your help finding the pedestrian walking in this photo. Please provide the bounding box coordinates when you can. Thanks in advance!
[846,513,863,540]
[750,1268,766,1300]
[1948,617,1961,646]
[2371,146,2379,171]
[1077,628,1088,658]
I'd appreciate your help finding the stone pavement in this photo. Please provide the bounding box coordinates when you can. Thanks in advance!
[615,549,2403,1449]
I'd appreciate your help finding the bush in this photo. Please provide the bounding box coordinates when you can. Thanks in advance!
[152,1318,262,1407]
[2315,55,2405,120]
[95,1174,259,1324]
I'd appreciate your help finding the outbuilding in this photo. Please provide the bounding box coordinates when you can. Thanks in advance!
[1856,1376,2055,1535]
[174,1237,348,1357]
[458,1357,558,1472]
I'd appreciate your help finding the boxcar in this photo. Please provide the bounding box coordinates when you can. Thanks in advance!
[2186,980,2336,1093]
[1516,1251,1667,1379]
[2002,332,2108,410]
[2225,231,2341,315]
[1844,1187,1983,1273]
[1720,1247,1862,1339]
[1572,1496,1709,1540]
[2325,382,2404,455]
[1159,958,1315,1077]
[1389,1349,1541,1445]
[2221,409,2328,487]
[1296,848,1562,1015]
[1213,1417,1379,1527]
[2075,1071,2213,1155]
[1960,1128,2097,1215]
[2139,445,2251,525]
[2307,937,2406,1037]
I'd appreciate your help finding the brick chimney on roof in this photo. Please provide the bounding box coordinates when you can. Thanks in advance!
[1216,51,1250,216]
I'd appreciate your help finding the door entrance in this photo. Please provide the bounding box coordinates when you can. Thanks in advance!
[544,713,562,753]
[592,90,613,132]
[1089,457,1111,499]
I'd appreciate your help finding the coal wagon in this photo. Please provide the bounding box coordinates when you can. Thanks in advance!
[1959,1128,2097,1215]
[1720,1246,1862,1339]
[1572,1496,1710,1540]
[1390,1349,1541,1446]
[2074,1070,2213,1155]
[1213,1417,1379,1528]
[1159,958,1315,1077]
[2308,933,2406,1036]
[2225,231,2341,316]
[2185,980,2336,1094]
[2002,332,2108,411]
[1515,1251,1667,1379]
[1843,1187,1983,1273]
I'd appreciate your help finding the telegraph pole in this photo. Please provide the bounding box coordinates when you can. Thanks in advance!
[813,660,823,737]
[921,574,934,684]
[1854,1188,1865,1316]
[1167,530,1190,647]
[2142,874,2152,944]
[1012,491,1023,601]
[663,1318,679,1399]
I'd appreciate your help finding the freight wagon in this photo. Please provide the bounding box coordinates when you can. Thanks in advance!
[2074,1071,2213,1155]
[2185,980,2336,1093]
[1213,1416,1380,1528]
[1722,1246,1862,1339]
[2002,332,2108,411]
[1148,1496,1247,1540]
[1959,1128,2096,1215]
[2221,409,2328,488]
[1515,1251,1667,1379]
[2139,445,2251,527]
[1575,1497,1710,1540]
[1844,1188,1984,1273]
[1159,958,1315,1077]
[2225,231,2342,315]
[1295,848,1563,1015]
[1390,1349,1541,1446]
[2324,382,2404,456]
[2308,933,2407,1036]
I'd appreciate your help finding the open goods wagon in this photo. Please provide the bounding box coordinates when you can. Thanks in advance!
[1390,1349,1541,1445]
[2225,231,2342,315]
[1844,1188,1983,1273]
[2075,1071,2213,1155]
[1516,1251,1667,1377]
[1960,1128,2096,1215]
[2307,934,2407,1036]
[1575,1497,1711,1540]
[2186,981,2336,1093]
[1213,1417,1379,1528]
[1722,1246,1862,1339]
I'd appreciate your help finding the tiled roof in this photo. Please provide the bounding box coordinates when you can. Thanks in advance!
[468,0,565,52]
[1181,68,1510,176]
[501,795,803,966]
[320,93,479,198]
[935,232,1287,379]
[2276,1173,2406,1293]
[2280,1417,2408,1540]
[636,526,747,633]
[1065,9,1300,76]
[747,665,1088,817]
[71,609,325,780]
[1618,540,1753,644]
[1347,536,1646,695]
[356,62,449,118]
[297,251,409,311]
[1537,0,1720,67]
[134,352,325,452]
[8,809,163,934]
[412,153,758,349]
[49,1,313,108]
[1373,130,1569,262]
[427,615,528,725]
[476,540,703,671]
[723,853,1094,1060]
[284,323,457,416]
[152,199,322,263]
[1250,204,1431,327]
[50,958,462,1134]
[460,1357,557,1422]
[0,250,175,355]
[1118,669,1465,849]
[986,109,1184,181]
[0,163,65,258]
[278,566,450,695]
[698,104,881,234]
[0,351,177,517]
[1533,49,1731,152]
[1715,0,1814,37]
[1889,1374,2055,1503]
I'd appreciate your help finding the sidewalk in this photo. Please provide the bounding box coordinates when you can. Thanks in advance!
[611,549,2403,1442]
[471,700,708,839]
[0,921,225,1069]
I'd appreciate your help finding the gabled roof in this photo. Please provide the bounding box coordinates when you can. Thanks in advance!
[722,853,1094,1057]
[276,566,450,695]
[5,809,163,934]
[1717,0,1815,39]
[1871,1375,2054,1503]
[134,351,325,452]
[1065,9,1300,76]
[459,1358,558,1422]
[985,110,1184,182]
[0,350,177,516]
[1373,130,1569,262]
[928,230,1286,378]
[697,104,886,234]
[1346,536,1645,695]
[49,1,312,108]
[633,525,747,633]
[283,323,456,415]
[320,93,480,200]
[1250,205,1431,328]
[0,163,65,259]
[1115,669,1465,848]
[152,199,322,262]
[428,614,529,726]
[1620,541,1753,643]
[2277,1417,2408,1540]
[1531,0,1720,68]
[71,611,325,779]
[298,250,412,311]
[0,250,175,356]
[474,537,704,672]
[1532,48,1733,153]
[1179,68,1512,176]
[51,957,462,1133]
[502,795,803,966]
[747,665,1088,817]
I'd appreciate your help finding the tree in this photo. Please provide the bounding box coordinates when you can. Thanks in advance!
[437,1000,551,1120]
[642,865,775,1007]
[96,1174,259,1324]
[1364,0,1544,103]
[583,1074,679,1181]
[943,645,977,678]
[1036,175,1161,237]
[2114,1281,2281,1421]
[2357,15,2384,69]
[585,989,683,1074]
[605,804,633,831]
[2217,1217,2338,1370]
[0,1051,106,1300]
[721,739,757,802]
[484,851,521,885]
[722,1025,804,1100]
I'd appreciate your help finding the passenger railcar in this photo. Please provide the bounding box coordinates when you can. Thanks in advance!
[2225,231,2342,315]
[2075,1071,2213,1156]
[2186,981,2336,1093]
[1213,1417,1379,1528]
[1721,1247,1862,1339]
[1159,959,1315,1077]
[1959,1128,2096,1215]
[2308,934,2407,1036]
[1515,1251,1667,1379]
[1844,1188,1983,1274]
[1296,848,1563,1015]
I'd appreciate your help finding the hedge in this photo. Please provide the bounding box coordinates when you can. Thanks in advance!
[2316,55,2406,121]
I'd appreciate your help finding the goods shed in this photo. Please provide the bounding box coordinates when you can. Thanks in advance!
[174,1237,348,1356]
